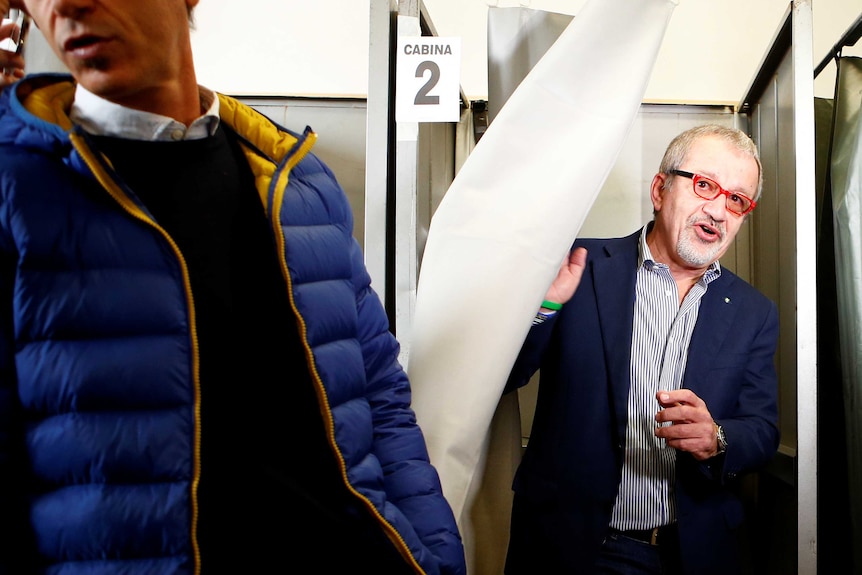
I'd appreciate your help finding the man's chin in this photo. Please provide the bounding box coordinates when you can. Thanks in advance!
[72,68,132,102]
[678,241,724,269]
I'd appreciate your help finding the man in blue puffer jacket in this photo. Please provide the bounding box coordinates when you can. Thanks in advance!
[0,1,465,574]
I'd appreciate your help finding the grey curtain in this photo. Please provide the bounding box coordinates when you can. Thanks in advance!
[819,55,862,575]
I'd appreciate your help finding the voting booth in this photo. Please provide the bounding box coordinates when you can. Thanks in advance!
[17,1,862,573]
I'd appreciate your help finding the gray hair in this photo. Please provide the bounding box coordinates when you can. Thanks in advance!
[659,124,763,201]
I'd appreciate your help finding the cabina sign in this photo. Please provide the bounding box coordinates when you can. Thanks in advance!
[396,36,461,123]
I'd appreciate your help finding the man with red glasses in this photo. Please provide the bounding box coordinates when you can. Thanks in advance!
[504,124,779,575]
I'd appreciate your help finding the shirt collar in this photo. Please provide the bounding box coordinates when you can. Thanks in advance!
[638,221,722,279]
[69,84,221,141]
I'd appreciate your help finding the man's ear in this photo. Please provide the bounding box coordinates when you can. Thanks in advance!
[650,173,667,212]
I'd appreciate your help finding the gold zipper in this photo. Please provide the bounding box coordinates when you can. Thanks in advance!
[69,132,204,575]
[264,133,426,574]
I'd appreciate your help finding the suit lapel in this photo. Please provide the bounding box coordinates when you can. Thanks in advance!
[684,271,737,394]
[592,233,639,444]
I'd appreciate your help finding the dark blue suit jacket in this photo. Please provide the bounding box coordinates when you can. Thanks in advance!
[504,230,780,575]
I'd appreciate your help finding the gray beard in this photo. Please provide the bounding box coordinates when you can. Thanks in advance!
[677,232,722,268]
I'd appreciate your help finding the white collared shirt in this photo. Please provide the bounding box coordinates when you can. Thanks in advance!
[69,84,220,141]
[609,223,721,531]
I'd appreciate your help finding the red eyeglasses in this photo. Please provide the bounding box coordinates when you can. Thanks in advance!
[670,170,757,216]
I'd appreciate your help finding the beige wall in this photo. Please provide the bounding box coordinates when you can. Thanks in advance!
[20,1,862,103]
[188,1,860,104]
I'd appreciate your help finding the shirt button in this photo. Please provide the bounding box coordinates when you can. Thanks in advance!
[665,290,672,297]
[170,128,185,141]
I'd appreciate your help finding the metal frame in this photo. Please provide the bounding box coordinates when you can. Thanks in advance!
[366,0,465,365]
[366,0,398,311]
[814,10,862,79]
[740,2,818,573]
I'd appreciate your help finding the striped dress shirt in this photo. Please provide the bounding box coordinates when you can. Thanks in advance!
[609,225,720,531]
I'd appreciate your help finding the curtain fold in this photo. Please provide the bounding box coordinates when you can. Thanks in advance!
[825,55,862,575]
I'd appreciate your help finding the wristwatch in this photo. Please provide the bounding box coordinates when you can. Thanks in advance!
[715,423,728,454]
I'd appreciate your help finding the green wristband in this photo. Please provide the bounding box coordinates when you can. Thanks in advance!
[541,300,563,311]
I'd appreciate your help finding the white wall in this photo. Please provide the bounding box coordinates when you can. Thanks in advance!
[191,0,371,98]
[423,0,862,104]
[812,1,862,99]
[21,1,862,104]
[187,0,861,104]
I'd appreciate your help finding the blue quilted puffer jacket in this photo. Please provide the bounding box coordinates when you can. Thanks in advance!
[0,74,465,575]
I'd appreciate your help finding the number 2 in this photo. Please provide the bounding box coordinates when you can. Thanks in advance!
[414,61,440,106]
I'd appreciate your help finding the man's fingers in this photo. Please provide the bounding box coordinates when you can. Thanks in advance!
[656,389,705,408]
[570,246,587,269]
[655,401,713,427]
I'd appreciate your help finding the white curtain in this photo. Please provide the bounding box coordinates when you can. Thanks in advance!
[407,1,677,572]
[460,10,580,574]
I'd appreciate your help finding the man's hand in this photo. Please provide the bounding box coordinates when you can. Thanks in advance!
[1,20,25,86]
[542,247,587,307]
[654,389,721,461]
[1,2,27,87]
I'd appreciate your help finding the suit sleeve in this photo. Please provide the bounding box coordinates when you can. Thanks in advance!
[504,315,558,394]
[710,299,781,483]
